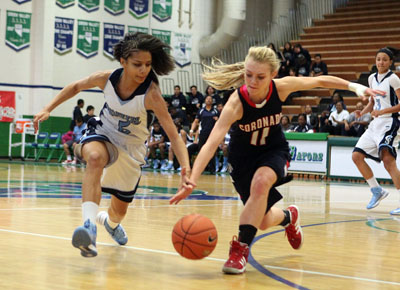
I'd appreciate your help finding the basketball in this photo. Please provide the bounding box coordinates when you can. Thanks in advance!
[172,214,218,260]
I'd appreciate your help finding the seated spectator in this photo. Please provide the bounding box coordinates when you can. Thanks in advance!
[83,105,96,123]
[318,109,330,133]
[62,116,86,165]
[267,43,284,62]
[162,119,187,171]
[342,101,371,137]
[169,85,187,110]
[295,54,310,76]
[205,85,222,106]
[322,101,349,135]
[293,113,312,133]
[304,104,319,130]
[147,121,167,169]
[169,106,190,132]
[328,91,347,113]
[293,43,311,73]
[280,41,295,77]
[311,54,328,77]
[280,115,293,132]
[187,85,204,122]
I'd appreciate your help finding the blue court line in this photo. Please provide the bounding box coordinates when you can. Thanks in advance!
[249,218,393,290]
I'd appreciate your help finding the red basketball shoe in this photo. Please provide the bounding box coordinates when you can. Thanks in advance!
[285,205,303,250]
[222,236,249,274]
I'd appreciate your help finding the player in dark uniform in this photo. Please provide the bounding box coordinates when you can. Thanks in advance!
[170,46,384,274]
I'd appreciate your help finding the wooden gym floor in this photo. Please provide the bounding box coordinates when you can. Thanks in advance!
[0,162,399,290]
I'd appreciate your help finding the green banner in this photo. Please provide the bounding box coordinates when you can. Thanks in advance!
[128,25,149,34]
[152,0,172,22]
[56,0,75,8]
[5,10,31,51]
[104,0,125,15]
[77,20,100,58]
[78,0,99,12]
[152,29,170,54]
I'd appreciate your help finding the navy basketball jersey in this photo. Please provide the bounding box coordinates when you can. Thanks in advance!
[229,81,288,155]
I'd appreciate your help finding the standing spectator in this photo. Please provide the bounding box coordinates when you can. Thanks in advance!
[189,95,219,173]
[169,85,187,110]
[311,54,328,77]
[342,101,371,137]
[70,99,84,130]
[304,104,319,130]
[293,113,312,132]
[62,116,86,165]
[187,85,204,122]
[83,105,96,123]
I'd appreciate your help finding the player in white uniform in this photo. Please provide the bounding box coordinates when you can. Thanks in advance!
[352,48,400,214]
[34,33,191,257]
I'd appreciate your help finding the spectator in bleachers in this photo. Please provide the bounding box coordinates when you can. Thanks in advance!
[169,106,190,132]
[293,43,311,71]
[83,105,96,123]
[161,119,187,171]
[304,104,319,130]
[280,115,293,132]
[169,85,187,110]
[147,121,167,169]
[69,99,84,130]
[341,101,371,137]
[62,116,86,165]
[328,91,347,112]
[324,101,349,135]
[295,54,310,76]
[280,42,295,77]
[187,85,204,122]
[267,43,284,62]
[311,54,328,77]
[293,113,312,133]
[205,85,222,106]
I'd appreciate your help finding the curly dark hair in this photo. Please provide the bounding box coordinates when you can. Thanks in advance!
[113,32,175,76]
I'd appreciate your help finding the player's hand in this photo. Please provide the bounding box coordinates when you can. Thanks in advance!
[33,110,50,133]
[363,88,386,100]
[371,110,381,118]
[170,167,196,205]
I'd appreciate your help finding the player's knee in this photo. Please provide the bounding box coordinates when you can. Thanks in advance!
[86,151,106,168]
[251,175,273,196]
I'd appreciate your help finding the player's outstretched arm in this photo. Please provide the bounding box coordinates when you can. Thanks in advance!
[33,70,111,133]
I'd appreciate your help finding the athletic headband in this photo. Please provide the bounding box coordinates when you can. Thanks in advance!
[377,48,393,60]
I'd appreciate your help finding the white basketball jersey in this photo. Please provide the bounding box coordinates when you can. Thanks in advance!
[99,68,154,149]
[368,70,400,118]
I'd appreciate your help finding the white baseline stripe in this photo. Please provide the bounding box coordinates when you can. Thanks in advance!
[263,264,400,286]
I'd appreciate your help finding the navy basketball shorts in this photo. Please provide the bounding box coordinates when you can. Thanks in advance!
[229,148,290,214]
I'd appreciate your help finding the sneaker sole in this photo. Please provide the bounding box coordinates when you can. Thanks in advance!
[72,227,97,257]
[366,191,389,210]
[222,266,246,274]
[289,205,304,250]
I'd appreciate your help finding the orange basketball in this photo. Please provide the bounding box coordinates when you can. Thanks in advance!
[172,214,218,260]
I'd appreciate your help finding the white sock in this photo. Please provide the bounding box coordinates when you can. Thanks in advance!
[366,177,379,188]
[168,160,173,165]
[82,201,99,224]
[67,155,72,161]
